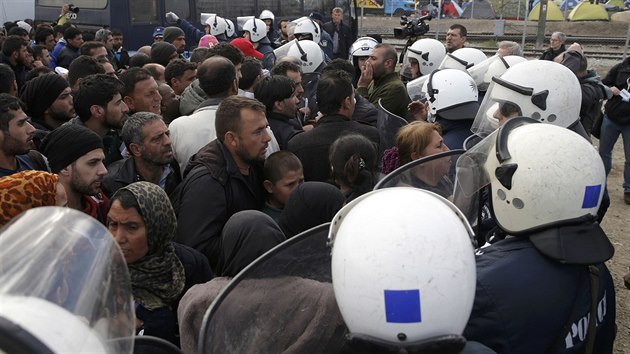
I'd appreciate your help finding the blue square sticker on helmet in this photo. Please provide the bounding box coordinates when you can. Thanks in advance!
[384,289,422,323]
[582,184,602,209]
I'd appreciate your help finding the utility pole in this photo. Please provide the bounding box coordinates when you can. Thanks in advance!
[536,0,548,49]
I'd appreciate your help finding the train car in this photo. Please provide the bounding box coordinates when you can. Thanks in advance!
[35,0,358,50]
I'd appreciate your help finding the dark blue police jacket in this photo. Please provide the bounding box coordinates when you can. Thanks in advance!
[463,237,615,354]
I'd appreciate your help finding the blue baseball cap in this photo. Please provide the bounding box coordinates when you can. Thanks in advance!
[153,26,165,38]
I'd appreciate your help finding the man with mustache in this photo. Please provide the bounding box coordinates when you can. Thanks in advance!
[0,94,47,177]
[70,74,129,166]
[41,124,109,224]
[103,111,180,198]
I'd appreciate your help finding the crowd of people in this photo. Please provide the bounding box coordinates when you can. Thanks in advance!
[0,5,627,354]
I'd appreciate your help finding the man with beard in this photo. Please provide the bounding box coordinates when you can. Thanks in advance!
[20,73,75,150]
[119,67,162,115]
[71,74,129,166]
[103,112,180,198]
[172,96,271,269]
[0,94,48,177]
[357,43,410,119]
[0,36,29,93]
[41,124,109,224]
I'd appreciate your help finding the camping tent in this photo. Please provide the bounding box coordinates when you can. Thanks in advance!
[605,0,626,9]
[568,1,610,20]
[559,0,580,11]
[460,0,496,18]
[611,9,630,21]
[528,0,565,20]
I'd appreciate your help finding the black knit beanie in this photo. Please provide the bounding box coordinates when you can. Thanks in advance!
[151,42,177,66]
[20,73,69,120]
[163,26,185,45]
[41,124,104,173]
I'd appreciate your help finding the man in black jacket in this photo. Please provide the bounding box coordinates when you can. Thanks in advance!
[173,96,271,270]
[102,111,181,198]
[288,71,380,182]
[322,7,354,60]
[0,36,29,93]
[254,75,303,150]
[56,27,84,69]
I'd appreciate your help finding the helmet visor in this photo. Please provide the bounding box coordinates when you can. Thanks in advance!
[406,74,429,101]
[471,78,526,138]
[467,54,500,89]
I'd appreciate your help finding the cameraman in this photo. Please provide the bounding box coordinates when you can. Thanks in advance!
[56,4,78,26]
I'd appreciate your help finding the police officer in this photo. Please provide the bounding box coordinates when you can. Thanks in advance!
[456,119,616,354]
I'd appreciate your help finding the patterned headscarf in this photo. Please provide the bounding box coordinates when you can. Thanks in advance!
[0,171,59,226]
[114,181,185,311]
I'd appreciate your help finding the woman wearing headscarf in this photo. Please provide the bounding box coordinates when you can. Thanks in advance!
[277,181,345,238]
[107,181,211,346]
[0,170,67,226]
[178,210,286,353]
[218,210,286,277]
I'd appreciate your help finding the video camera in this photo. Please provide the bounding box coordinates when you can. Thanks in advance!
[68,4,80,14]
[394,14,431,39]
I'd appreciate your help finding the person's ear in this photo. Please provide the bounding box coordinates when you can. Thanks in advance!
[411,151,420,161]
[59,165,71,177]
[224,131,238,147]
[89,105,104,119]
[263,179,274,194]
[273,99,284,112]
[123,96,134,111]
[128,142,142,157]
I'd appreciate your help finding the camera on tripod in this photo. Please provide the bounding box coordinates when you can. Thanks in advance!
[394,14,431,39]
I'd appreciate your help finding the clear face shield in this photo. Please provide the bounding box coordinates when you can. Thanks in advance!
[406,74,429,102]
[466,54,500,92]
[438,52,474,71]
[470,75,541,138]
[0,207,135,354]
[199,224,344,353]
[273,39,298,62]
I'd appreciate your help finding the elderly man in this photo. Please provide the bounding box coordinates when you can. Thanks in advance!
[540,31,566,61]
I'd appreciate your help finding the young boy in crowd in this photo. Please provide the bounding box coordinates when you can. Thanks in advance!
[262,151,304,221]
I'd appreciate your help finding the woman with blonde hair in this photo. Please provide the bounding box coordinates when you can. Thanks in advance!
[381,121,453,198]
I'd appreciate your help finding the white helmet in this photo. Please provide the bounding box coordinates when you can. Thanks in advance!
[329,188,476,347]
[205,15,227,36]
[259,9,275,21]
[471,60,581,138]
[294,18,321,44]
[405,38,446,76]
[438,47,487,71]
[349,36,378,62]
[457,121,605,234]
[242,18,267,43]
[287,40,324,74]
[421,69,479,120]
[224,18,235,37]
[482,55,527,86]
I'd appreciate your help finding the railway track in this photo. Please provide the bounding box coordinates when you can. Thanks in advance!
[381,35,626,61]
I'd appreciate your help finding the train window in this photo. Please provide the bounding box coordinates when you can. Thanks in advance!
[37,0,107,9]
[130,0,158,23]
[165,0,190,20]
